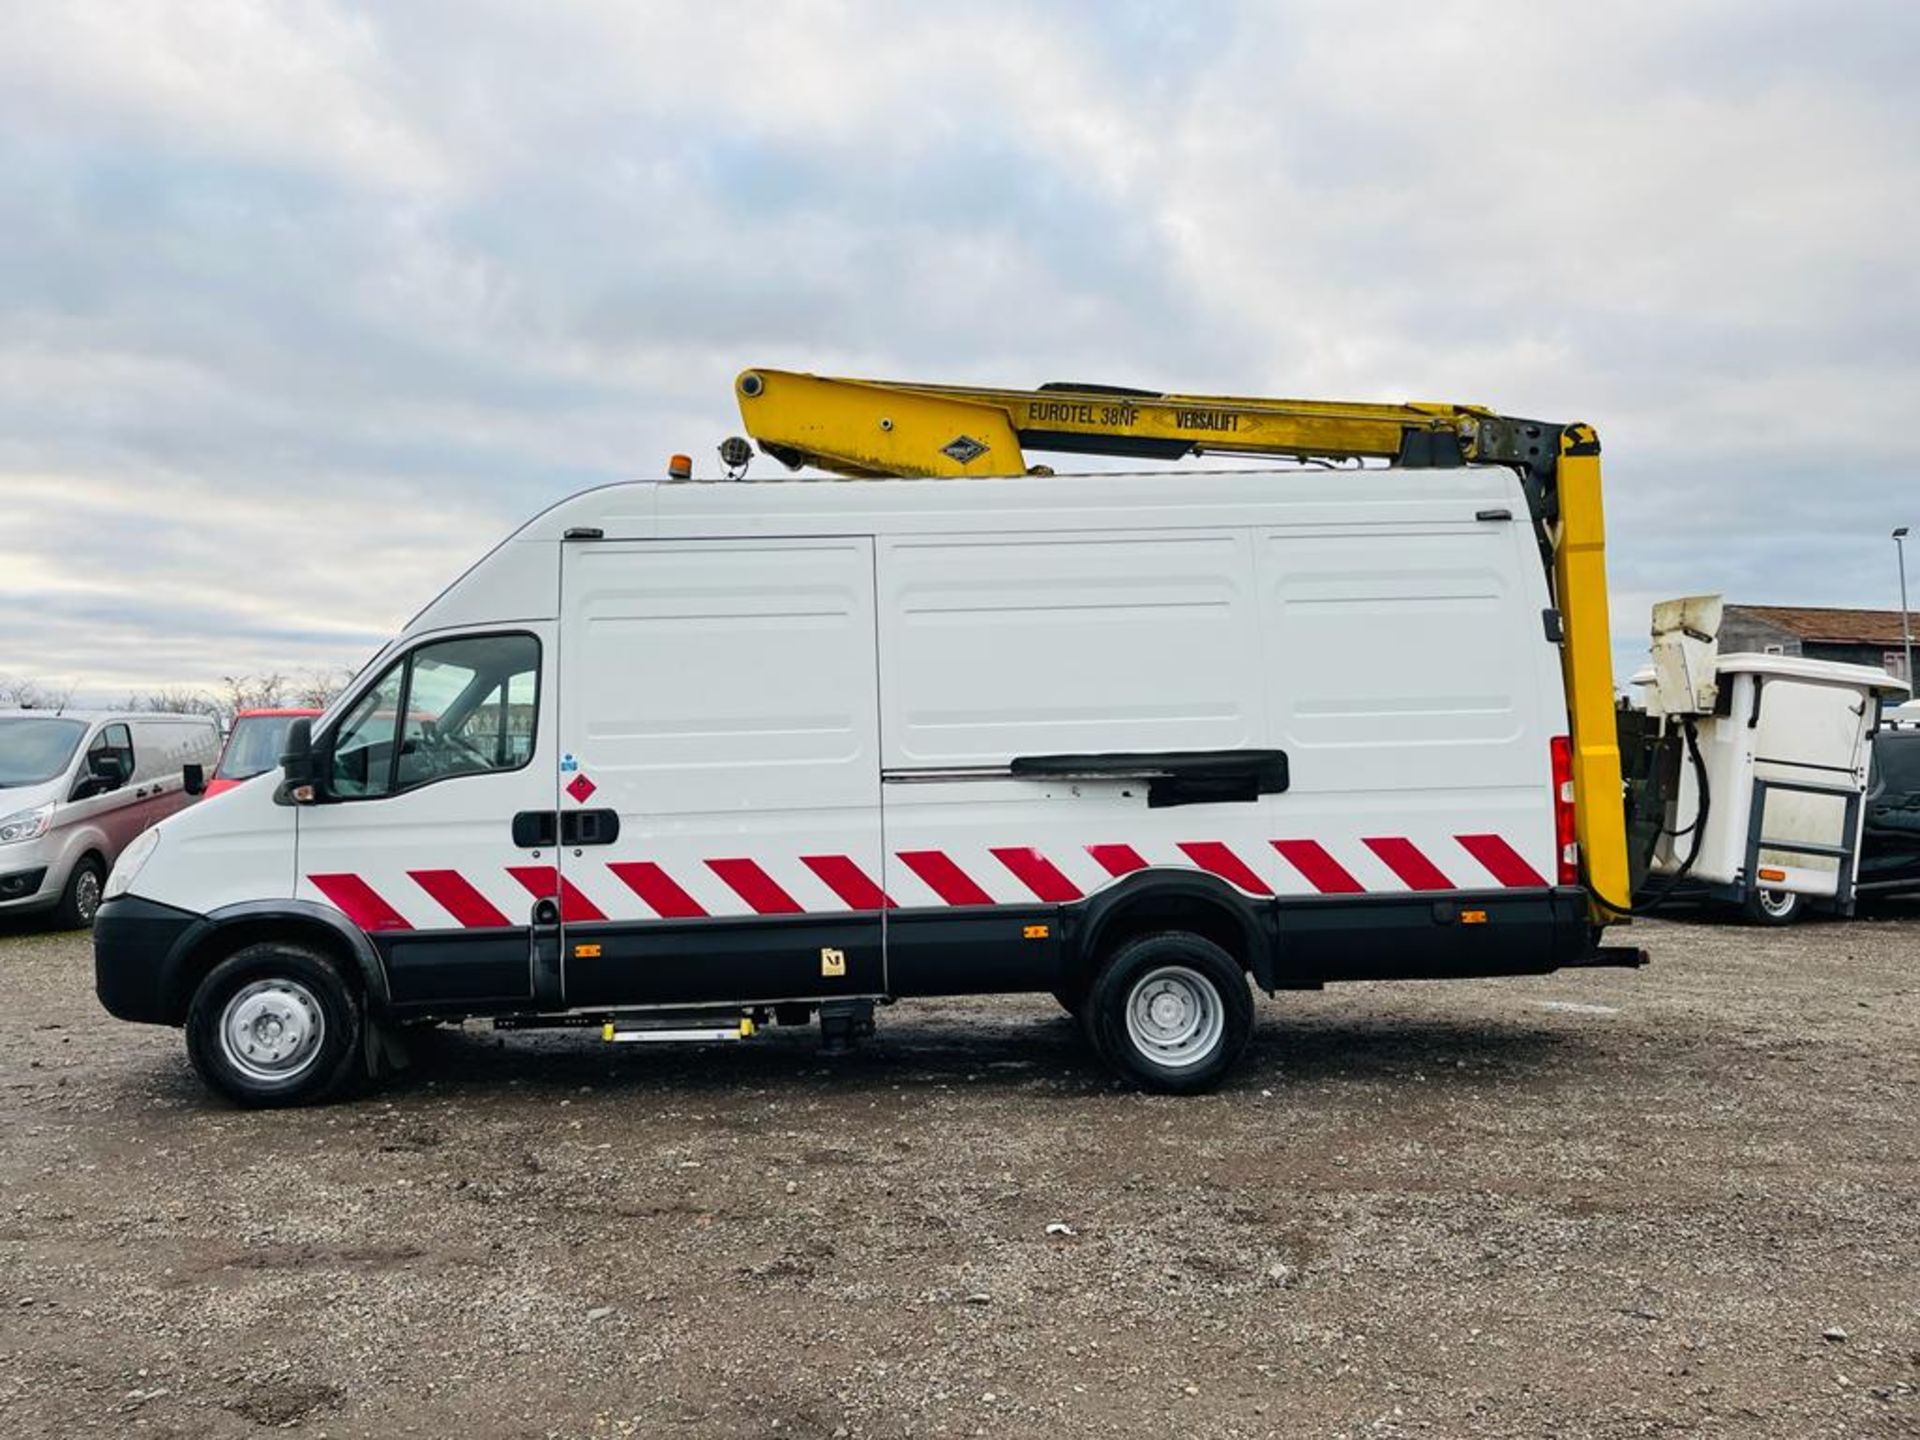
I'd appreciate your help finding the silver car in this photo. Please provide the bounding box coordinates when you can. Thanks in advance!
[0,710,220,927]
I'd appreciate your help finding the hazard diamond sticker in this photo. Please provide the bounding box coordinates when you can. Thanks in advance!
[566,772,597,803]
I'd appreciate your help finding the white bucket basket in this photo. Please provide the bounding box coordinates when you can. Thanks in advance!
[1650,655,1907,898]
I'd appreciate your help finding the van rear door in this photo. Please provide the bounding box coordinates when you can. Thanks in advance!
[556,537,886,1008]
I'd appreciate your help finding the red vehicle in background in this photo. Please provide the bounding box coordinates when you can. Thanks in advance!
[205,708,323,797]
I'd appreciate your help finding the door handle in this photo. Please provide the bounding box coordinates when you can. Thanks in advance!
[512,809,621,847]
[512,811,557,847]
[561,809,621,846]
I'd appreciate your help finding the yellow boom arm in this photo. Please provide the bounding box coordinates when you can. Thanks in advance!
[733,367,1628,922]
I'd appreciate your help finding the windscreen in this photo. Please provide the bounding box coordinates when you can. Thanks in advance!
[215,715,302,781]
[0,717,88,787]
[1868,732,1920,837]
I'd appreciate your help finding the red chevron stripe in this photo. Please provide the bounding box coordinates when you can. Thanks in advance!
[408,869,509,928]
[1455,834,1549,888]
[1177,840,1273,896]
[1087,843,1149,877]
[608,861,708,919]
[309,873,412,932]
[707,858,805,915]
[897,850,996,907]
[506,865,608,922]
[1364,837,1454,891]
[801,854,894,911]
[1271,840,1365,894]
[992,846,1083,903]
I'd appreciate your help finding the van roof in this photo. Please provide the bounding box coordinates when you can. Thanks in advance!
[519,465,1529,542]
[409,464,1538,637]
[0,709,216,724]
[232,707,324,719]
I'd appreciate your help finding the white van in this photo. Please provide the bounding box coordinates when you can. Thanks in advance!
[96,467,1636,1105]
[1,710,219,927]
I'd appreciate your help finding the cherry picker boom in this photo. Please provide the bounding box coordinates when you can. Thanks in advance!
[733,367,1630,924]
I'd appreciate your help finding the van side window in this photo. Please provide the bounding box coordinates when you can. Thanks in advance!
[329,665,407,798]
[327,633,539,799]
[84,723,135,792]
[449,666,538,769]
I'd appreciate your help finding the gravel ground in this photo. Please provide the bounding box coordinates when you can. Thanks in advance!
[2,906,1917,1439]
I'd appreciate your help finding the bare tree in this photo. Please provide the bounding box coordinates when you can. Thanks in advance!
[0,675,78,710]
[220,673,290,713]
[292,665,356,710]
[122,687,222,717]
[8,666,355,721]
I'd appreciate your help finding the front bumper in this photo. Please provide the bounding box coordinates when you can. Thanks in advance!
[0,865,52,909]
[0,827,69,909]
[95,894,202,1025]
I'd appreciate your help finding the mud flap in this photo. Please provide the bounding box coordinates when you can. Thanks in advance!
[363,1019,413,1077]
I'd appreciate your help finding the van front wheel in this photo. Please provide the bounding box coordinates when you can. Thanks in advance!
[54,855,105,929]
[1086,932,1251,1094]
[186,943,363,1108]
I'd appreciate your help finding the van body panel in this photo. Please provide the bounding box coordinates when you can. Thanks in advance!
[119,766,298,915]
[410,536,567,634]
[1259,521,1560,891]
[555,538,886,1005]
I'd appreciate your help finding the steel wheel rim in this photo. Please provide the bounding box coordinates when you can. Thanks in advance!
[73,867,101,923]
[1124,965,1225,1070]
[218,979,326,1084]
[1758,888,1796,918]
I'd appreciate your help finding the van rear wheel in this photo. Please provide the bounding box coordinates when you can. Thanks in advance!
[186,942,363,1108]
[1086,931,1251,1094]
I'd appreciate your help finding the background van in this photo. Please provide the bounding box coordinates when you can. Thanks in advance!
[0,710,219,927]
[205,708,324,797]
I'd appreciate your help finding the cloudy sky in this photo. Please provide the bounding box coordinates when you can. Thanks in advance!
[2,0,1916,701]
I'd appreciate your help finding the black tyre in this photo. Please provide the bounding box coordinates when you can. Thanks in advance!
[185,942,363,1108]
[1085,931,1252,1094]
[1742,887,1805,926]
[53,854,105,930]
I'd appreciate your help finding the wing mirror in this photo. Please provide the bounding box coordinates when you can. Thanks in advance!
[182,763,206,797]
[277,719,325,805]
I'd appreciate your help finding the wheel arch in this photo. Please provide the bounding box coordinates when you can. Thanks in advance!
[51,825,110,888]
[160,900,392,1025]
[1071,869,1276,991]
[67,844,110,891]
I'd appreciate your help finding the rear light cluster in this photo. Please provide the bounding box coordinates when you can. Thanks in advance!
[1550,734,1578,885]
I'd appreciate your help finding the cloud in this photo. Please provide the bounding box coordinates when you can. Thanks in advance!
[0,1,451,192]
[0,1,1914,702]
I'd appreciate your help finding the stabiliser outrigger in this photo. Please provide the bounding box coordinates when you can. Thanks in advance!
[734,368,1632,927]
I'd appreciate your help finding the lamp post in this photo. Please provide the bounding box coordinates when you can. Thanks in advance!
[1897,526,1913,690]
